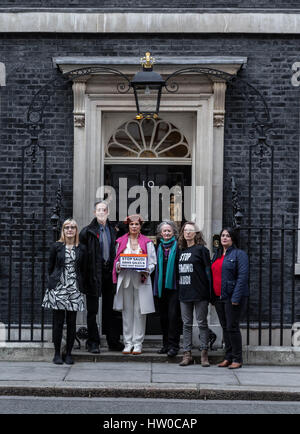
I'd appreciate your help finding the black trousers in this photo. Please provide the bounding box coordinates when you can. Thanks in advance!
[214,297,247,363]
[86,268,122,346]
[101,268,122,346]
[52,310,77,355]
[157,290,182,351]
[86,295,101,345]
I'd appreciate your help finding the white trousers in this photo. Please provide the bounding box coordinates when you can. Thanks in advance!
[122,282,146,348]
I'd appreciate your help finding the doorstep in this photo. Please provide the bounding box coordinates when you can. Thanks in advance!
[2,343,300,365]
[0,342,224,364]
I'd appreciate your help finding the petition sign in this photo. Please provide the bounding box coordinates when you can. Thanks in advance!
[120,254,148,270]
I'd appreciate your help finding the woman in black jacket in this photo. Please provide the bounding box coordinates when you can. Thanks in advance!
[211,227,249,369]
[154,220,181,358]
[42,218,87,365]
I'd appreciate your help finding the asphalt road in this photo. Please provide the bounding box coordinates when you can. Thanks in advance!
[0,396,300,414]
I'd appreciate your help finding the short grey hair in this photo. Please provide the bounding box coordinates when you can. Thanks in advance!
[156,220,179,238]
[94,200,108,211]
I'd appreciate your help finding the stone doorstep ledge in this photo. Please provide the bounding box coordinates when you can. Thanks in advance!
[244,346,300,365]
[0,382,300,401]
[1,344,300,365]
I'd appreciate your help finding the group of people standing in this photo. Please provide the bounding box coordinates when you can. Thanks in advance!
[42,201,249,370]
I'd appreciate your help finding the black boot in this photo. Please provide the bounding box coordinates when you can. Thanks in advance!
[157,346,168,354]
[65,311,77,364]
[53,352,64,365]
[64,353,74,365]
[52,310,65,365]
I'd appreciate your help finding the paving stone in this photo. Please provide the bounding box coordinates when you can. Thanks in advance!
[65,368,151,383]
[235,372,300,387]
[152,372,239,385]
[0,366,68,382]
[70,361,151,371]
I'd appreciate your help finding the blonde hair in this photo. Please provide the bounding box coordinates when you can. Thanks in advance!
[58,218,79,246]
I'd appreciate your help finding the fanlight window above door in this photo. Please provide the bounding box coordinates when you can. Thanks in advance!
[105,118,191,159]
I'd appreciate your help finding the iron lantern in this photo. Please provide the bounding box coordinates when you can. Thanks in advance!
[130,52,165,120]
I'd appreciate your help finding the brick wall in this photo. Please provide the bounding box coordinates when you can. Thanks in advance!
[0,32,299,328]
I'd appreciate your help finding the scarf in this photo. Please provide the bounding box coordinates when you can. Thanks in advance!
[112,232,152,284]
[155,237,177,298]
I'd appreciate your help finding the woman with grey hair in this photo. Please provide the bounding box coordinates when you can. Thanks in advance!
[153,221,181,357]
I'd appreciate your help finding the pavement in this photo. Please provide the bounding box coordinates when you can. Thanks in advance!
[1,347,300,401]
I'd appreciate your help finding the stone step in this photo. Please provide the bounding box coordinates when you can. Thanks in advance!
[71,347,224,364]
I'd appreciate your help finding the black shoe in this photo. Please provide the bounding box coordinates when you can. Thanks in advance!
[108,342,124,351]
[157,346,168,354]
[64,354,74,365]
[167,348,178,357]
[87,342,100,354]
[53,354,64,365]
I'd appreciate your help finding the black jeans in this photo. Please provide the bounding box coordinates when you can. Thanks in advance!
[86,295,101,345]
[52,310,77,355]
[214,297,247,363]
[157,290,182,351]
[86,268,122,347]
[101,268,122,346]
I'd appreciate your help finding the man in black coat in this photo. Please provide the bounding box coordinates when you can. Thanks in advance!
[79,201,123,353]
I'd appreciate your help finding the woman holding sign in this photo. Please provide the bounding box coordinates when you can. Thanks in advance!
[113,215,156,355]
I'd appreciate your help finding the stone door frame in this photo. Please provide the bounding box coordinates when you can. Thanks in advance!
[55,56,246,248]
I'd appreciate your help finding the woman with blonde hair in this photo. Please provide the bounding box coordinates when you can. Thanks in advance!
[42,218,87,365]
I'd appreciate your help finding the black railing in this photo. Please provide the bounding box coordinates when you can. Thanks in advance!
[0,215,298,346]
[0,217,51,342]
[236,217,298,347]
[0,177,63,343]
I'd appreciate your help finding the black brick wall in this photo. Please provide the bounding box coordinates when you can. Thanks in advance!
[0,32,299,330]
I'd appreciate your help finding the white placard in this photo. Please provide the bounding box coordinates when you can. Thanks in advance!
[120,254,148,270]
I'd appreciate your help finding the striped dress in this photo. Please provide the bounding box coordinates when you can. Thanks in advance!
[42,246,85,312]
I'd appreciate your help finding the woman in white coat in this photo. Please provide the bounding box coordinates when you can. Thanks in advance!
[113,215,156,355]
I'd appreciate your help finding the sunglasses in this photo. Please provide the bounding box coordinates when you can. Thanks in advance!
[64,225,76,230]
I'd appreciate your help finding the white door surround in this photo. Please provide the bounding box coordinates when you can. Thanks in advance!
[54,56,247,248]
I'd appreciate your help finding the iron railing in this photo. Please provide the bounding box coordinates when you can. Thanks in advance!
[0,215,298,346]
[237,218,298,347]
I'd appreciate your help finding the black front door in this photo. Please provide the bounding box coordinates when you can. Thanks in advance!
[104,164,192,237]
[104,164,191,334]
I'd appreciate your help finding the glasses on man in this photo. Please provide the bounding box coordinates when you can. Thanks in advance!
[64,225,76,230]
